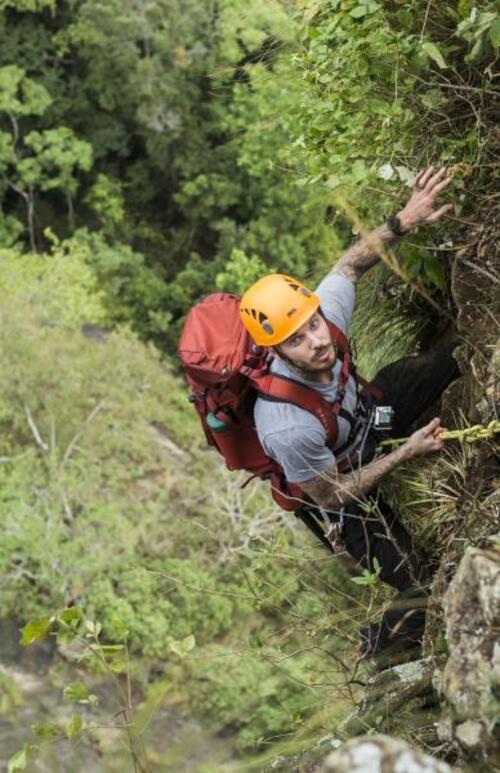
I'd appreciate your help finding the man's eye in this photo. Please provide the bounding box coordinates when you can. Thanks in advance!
[310,318,319,329]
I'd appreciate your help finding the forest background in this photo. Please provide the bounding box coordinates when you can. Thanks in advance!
[0,0,498,770]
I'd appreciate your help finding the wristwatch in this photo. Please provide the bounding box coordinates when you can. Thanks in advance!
[387,214,408,237]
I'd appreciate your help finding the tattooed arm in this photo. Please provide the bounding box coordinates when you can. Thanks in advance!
[332,166,453,284]
[300,418,445,512]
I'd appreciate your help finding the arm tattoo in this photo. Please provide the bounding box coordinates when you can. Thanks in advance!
[332,222,400,283]
[300,444,412,513]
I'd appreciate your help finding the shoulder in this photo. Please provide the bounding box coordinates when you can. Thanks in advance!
[315,273,356,333]
[254,396,324,440]
[254,400,335,484]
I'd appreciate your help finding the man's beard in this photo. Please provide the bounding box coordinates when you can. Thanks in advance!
[277,346,336,379]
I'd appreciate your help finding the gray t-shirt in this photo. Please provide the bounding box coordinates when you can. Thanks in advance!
[254,274,365,483]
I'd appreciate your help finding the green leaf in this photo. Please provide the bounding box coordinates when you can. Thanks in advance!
[325,174,341,190]
[366,98,390,116]
[59,607,83,626]
[351,574,371,586]
[66,713,84,738]
[99,644,125,654]
[31,723,59,740]
[395,165,414,184]
[7,745,33,773]
[489,18,500,49]
[420,88,448,110]
[169,634,196,657]
[63,681,90,702]
[351,159,367,182]
[350,6,367,18]
[458,0,473,19]
[110,616,129,640]
[21,617,52,646]
[85,619,102,638]
[108,658,127,673]
[422,42,447,69]
[424,255,445,289]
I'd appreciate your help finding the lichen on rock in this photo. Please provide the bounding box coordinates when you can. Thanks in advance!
[436,545,500,758]
[340,657,439,737]
[320,734,451,773]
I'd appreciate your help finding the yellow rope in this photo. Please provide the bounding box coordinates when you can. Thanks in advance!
[380,419,500,448]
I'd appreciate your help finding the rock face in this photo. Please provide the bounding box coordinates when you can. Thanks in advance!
[320,734,451,773]
[340,657,441,737]
[435,546,500,758]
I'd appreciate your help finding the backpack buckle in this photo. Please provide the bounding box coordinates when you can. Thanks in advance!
[188,389,207,403]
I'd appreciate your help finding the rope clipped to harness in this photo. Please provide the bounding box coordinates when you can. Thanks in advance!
[379,419,500,448]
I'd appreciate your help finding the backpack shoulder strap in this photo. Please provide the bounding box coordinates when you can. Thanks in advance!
[251,372,339,448]
[325,319,350,355]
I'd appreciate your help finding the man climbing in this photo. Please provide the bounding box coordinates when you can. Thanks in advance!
[239,166,460,662]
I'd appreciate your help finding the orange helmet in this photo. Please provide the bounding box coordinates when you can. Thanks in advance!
[240,274,319,346]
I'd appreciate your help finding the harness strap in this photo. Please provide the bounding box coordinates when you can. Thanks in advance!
[357,375,384,402]
[251,371,339,448]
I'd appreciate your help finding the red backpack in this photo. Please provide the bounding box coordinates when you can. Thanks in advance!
[178,293,366,512]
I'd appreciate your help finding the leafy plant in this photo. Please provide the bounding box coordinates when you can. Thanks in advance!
[9,606,153,771]
[351,557,382,588]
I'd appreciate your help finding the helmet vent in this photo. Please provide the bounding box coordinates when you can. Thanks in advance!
[284,277,311,298]
[262,321,274,335]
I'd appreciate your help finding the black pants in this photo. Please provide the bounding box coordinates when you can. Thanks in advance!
[342,339,460,656]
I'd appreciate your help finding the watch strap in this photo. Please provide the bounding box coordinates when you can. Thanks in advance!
[387,214,407,236]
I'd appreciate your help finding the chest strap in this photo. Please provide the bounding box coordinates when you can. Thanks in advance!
[251,372,339,446]
[250,343,353,450]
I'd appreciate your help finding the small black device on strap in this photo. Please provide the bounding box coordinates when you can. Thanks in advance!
[387,214,407,237]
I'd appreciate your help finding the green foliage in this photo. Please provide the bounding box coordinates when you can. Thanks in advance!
[20,616,52,645]
[0,0,55,10]
[68,229,170,342]
[1,0,497,764]
[7,744,34,773]
[456,5,499,60]
[215,248,270,295]
[63,681,95,704]
[0,269,361,753]
[188,644,311,751]
[0,65,52,116]
[21,127,92,195]
[0,0,338,347]
[287,0,497,293]
[13,605,148,769]
[84,173,125,233]
[0,241,107,328]
[170,633,196,658]
[349,269,420,379]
